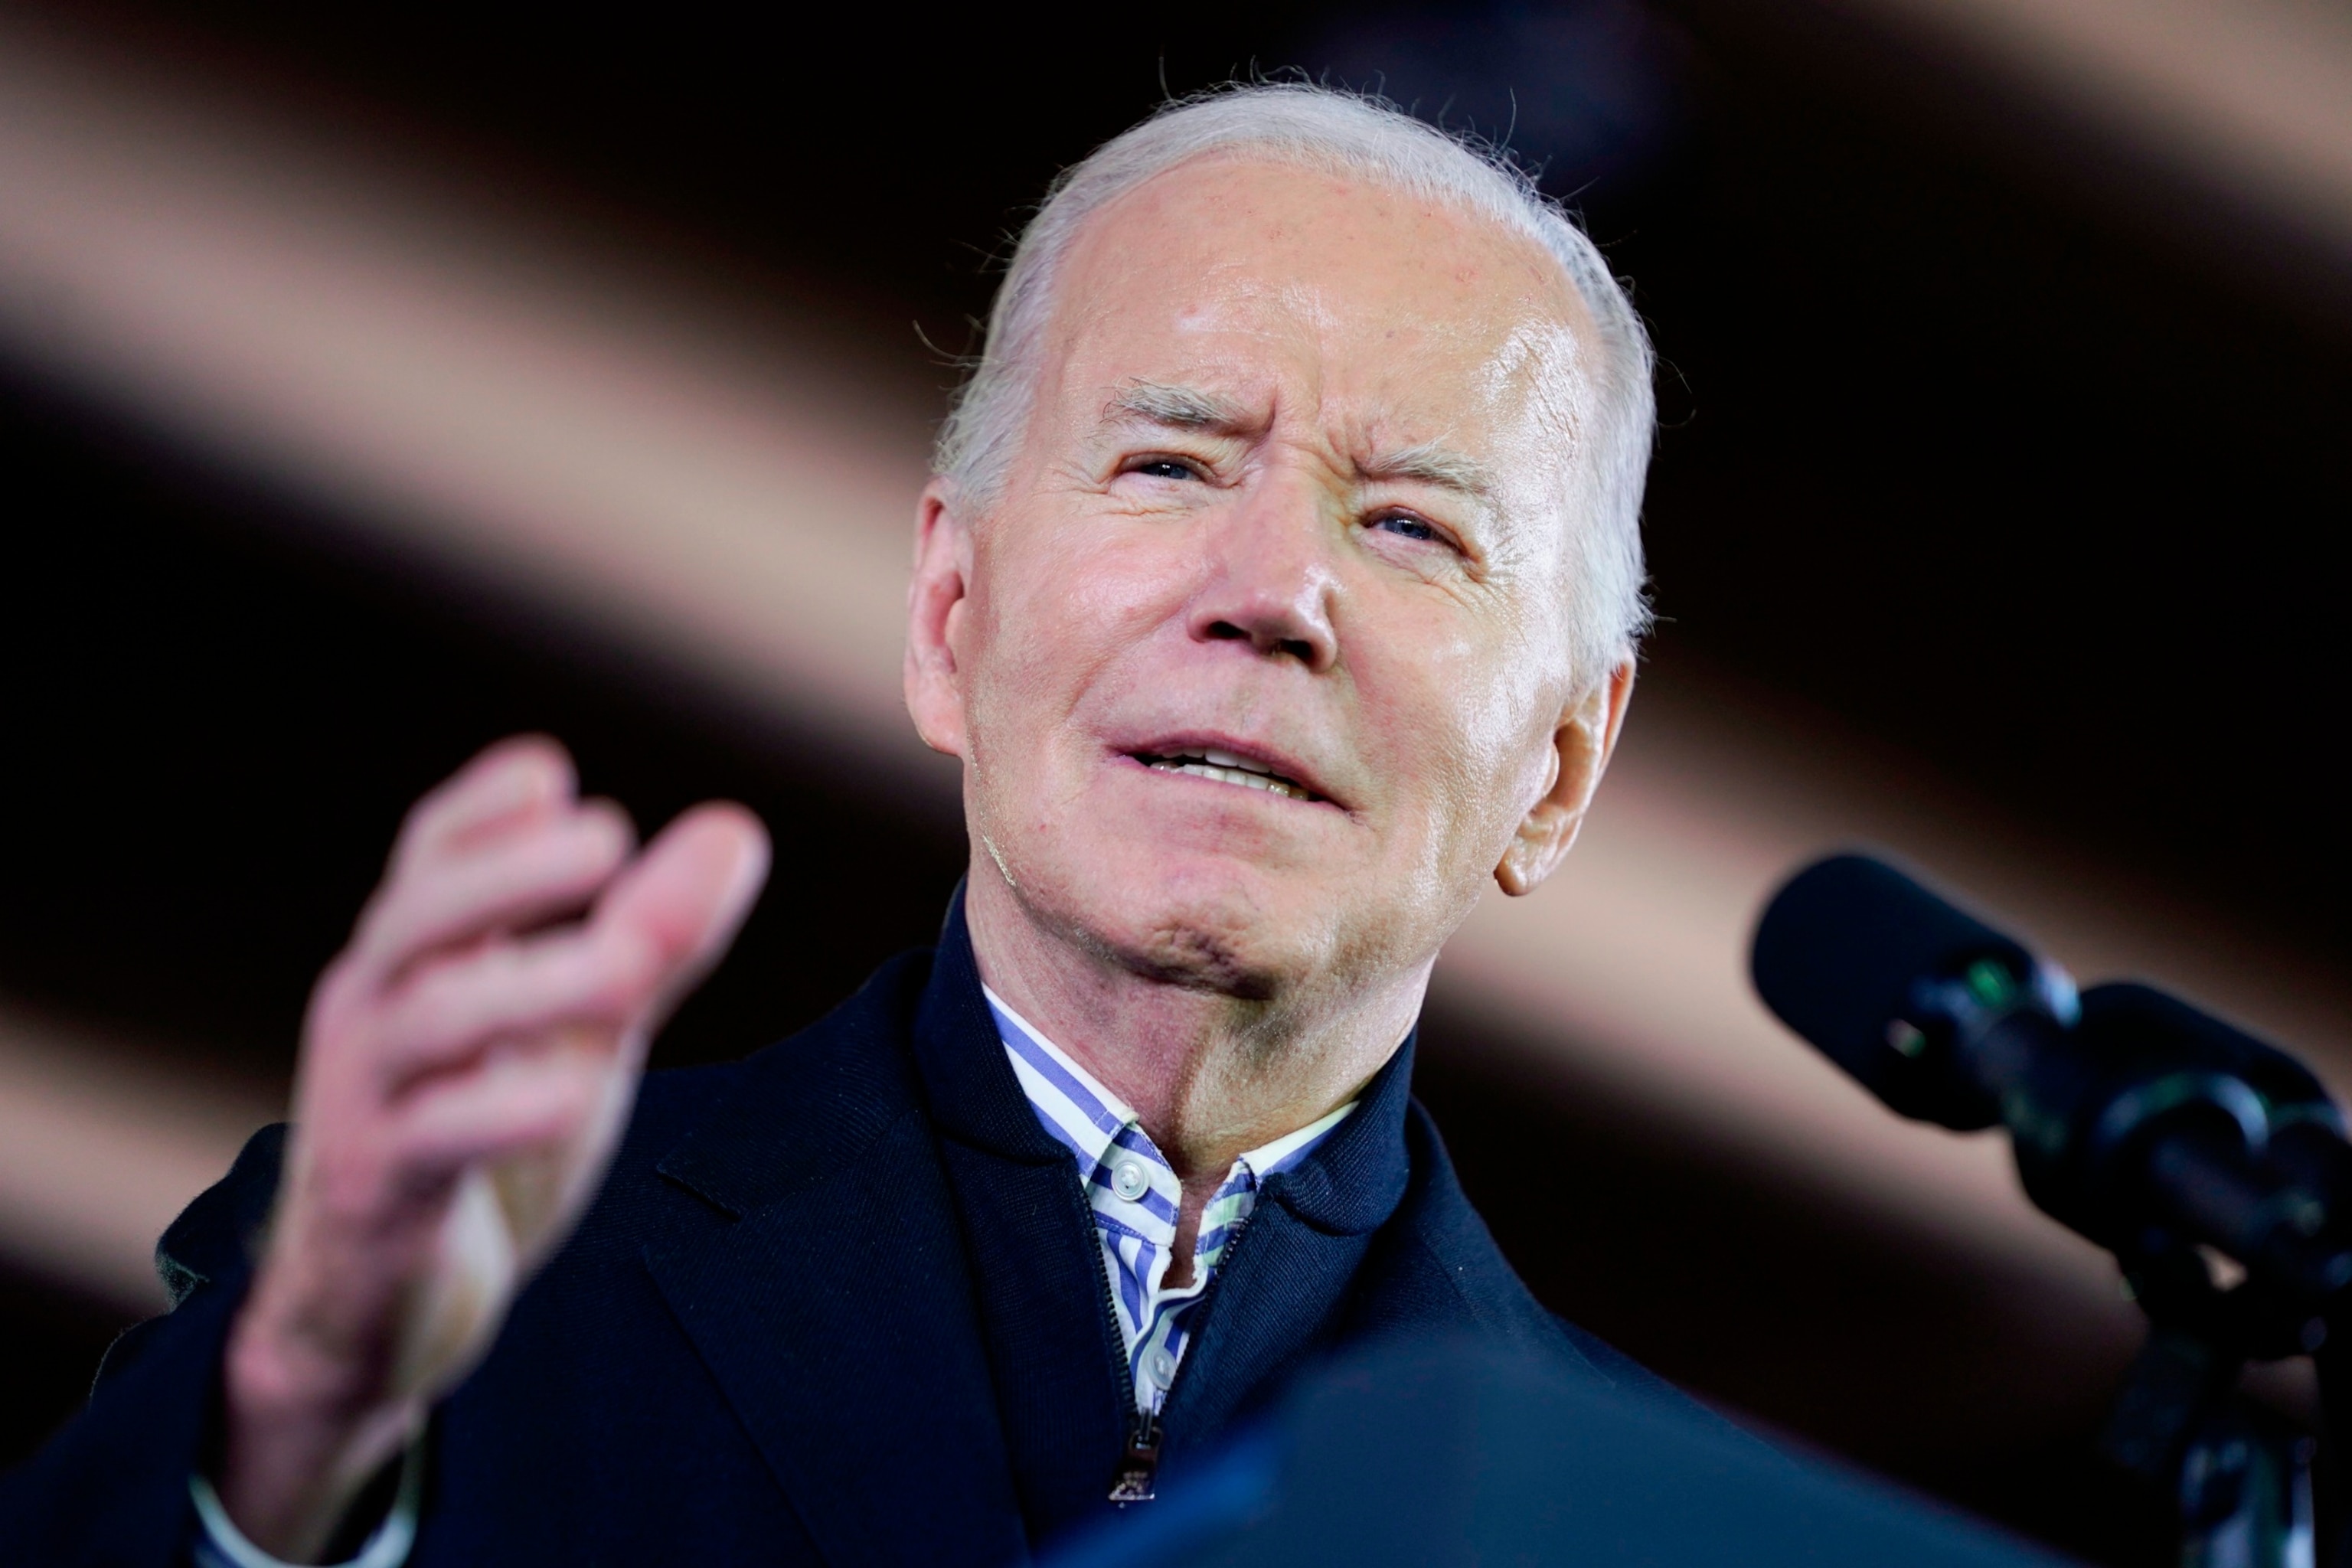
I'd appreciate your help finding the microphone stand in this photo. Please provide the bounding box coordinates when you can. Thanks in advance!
[1927,983,2347,1568]
[2095,1239,2319,1568]
[1749,856,2352,1567]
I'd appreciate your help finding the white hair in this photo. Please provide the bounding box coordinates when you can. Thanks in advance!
[934,82,1655,681]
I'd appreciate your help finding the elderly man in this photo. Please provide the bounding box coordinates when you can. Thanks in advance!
[8,83,1680,1565]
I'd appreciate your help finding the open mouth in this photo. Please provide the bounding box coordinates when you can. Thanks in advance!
[1133,747,1318,802]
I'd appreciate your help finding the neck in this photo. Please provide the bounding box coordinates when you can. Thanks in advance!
[962,868,1425,1186]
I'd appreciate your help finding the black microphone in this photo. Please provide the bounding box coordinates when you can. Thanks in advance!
[1752,854,2352,1322]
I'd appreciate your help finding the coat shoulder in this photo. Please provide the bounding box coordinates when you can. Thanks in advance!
[1349,1099,1577,1354]
[1366,1099,1713,1426]
[154,1120,288,1309]
[644,947,934,1218]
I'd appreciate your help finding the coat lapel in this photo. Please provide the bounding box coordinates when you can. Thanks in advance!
[642,956,1028,1568]
[1157,1038,1419,1466]
[908,894,1135,1543]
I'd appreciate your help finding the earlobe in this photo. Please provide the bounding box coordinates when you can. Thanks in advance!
[904,482,972,759]
[1492,658,1636,897]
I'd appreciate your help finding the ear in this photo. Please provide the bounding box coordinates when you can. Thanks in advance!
[1494,657,1635,897]
[904,479,974,758]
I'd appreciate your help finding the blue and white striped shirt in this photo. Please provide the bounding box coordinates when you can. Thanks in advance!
[985,986,1356,1418]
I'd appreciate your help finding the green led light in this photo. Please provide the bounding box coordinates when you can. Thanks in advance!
[1965,958,2016,1008]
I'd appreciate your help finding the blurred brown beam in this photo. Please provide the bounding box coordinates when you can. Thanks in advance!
[1847,0,2352,244]
[0,998,279,1312]
[1788,0,2352,318]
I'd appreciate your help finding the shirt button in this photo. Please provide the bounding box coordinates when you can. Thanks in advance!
[1146,1349,1178,1390]
[1111,1159,1150,1201]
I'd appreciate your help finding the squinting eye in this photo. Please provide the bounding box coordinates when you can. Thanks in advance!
[1133,458,1200,482]
[1372,514,1439,543]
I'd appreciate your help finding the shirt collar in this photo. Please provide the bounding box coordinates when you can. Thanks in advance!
[908,884,1420,1236]
[982,984,1358,1197]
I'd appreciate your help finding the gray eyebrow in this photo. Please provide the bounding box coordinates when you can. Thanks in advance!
[1102,381,1255,432]
[1103,387,1496,505]
[1360,441,1496,501]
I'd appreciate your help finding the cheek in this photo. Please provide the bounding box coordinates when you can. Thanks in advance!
[1370,618,1556,852]
[964,518,1198,751]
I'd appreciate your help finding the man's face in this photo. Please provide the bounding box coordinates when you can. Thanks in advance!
[916,156,1608,1003]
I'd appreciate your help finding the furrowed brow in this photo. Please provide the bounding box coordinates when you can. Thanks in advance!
[1102,381,1256,434]
[1360,441,1497,502]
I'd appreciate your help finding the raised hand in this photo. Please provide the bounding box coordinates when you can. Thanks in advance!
[216,737,770,1560]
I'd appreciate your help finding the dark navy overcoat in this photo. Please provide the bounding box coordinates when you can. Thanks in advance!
[2,898,1686,1565]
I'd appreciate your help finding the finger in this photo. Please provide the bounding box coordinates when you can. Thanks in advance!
[354,801,636,978]
[388,1040,613,1178]
[393,737,576,874]
[591,802,772,1027]
[371,923,657,1091]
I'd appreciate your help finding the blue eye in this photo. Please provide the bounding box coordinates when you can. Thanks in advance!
[1135,459,1200,481]
[1374,514,1438,542]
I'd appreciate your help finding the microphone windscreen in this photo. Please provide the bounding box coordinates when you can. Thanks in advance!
[1751,854,2031,1119]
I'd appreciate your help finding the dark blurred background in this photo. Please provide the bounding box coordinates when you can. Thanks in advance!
[2,3,2346,1563]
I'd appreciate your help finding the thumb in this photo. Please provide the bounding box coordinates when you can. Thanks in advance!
[593,802,772,1027]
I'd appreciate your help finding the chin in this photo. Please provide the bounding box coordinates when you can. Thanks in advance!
[1064,851,1325,1003]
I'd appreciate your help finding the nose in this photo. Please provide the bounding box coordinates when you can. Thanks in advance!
[1185,485,1340,673]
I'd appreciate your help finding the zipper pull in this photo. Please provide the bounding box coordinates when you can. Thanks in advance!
[1107,1415,1161,1504]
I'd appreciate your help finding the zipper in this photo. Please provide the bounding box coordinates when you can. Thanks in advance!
[1107,1415,1161,1504]
[1096,1197,1260,1504]
[1083,1173,1158,1503]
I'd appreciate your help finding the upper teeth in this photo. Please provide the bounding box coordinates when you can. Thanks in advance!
[1148,750,1310,800]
